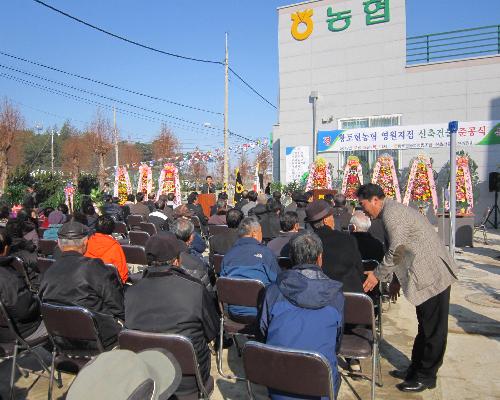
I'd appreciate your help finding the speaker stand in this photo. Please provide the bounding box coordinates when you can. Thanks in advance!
[485,190,499,229]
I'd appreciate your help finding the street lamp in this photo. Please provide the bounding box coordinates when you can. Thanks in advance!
[309,91,319,161]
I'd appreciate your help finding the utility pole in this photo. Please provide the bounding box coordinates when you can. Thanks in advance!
[448,121,458,258]
[114,106,119,169]
[223,32,229,188]
[309,91,319,162]
[51,129,55,173]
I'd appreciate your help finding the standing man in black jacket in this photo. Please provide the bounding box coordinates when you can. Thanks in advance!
[39,221,124,348]
[125,234,219,397]
[306,200,365,293]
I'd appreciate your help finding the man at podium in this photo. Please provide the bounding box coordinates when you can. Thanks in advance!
[201,176,216,194]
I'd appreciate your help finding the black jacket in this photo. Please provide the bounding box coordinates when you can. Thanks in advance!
[313,226,365,293]
[39,251,124,346]
[187,203,208,226]
[333,206,352,231]
[125,266,219,394]
[103,203,124,222]
[351,232,385,263]
[0,256,41,341]
[10,237,39,285]
[235,198,249,210]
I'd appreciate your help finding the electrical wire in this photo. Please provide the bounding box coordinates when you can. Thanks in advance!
[0,50,222,116]
[32,0,277,109]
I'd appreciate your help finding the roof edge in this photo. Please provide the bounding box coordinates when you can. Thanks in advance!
[277,0,322,11]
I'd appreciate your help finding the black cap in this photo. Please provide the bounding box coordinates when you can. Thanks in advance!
[305,200,334,222]
[145,233,183,264]
[58,221,90,239]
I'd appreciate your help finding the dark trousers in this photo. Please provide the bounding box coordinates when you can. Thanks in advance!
[409,286,451,383]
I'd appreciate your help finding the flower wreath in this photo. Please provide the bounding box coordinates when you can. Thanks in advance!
[305,158,333,190]
[403,154,438,213]
[371,154,401,202]
[157,163,181,207]
[137,164,153,196]
[341,156,363,201]
[113,166,132,205]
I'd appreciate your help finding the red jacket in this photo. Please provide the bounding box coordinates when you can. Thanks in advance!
[85,233,128,283]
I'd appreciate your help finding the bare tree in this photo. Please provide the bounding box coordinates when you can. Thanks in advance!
[119,142,142,166]
[152,124,180,161]
[0,99,24,192]
[62,128,91,184]
[255,145,273,184]
[87,110,113,190]
[238,151,252,185]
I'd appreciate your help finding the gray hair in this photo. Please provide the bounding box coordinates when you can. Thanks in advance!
[173,218,194,242]
[238,217,261,238]
[290,232,323,265]
[58,237,87,248]
[350,211,371,232]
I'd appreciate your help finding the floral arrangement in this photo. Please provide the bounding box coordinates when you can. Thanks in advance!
[137,164,153,196]
[305,158,333,190]
[64,182,76,213]
[113,167,132,205]
[341,156,363,201]
[452,155,474,214]
[403,154,438,213]
[157,163,181,207]
[371,154,401,202]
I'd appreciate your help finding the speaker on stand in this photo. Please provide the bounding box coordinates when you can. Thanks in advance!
[486,172,500,229]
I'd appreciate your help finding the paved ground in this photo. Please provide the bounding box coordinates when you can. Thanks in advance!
[1,229,499,399]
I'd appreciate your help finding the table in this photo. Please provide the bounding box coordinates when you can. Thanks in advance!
[437,213,475,248]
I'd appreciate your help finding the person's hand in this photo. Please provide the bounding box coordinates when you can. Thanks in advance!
[363,271,379,293]
[389,280,401,302]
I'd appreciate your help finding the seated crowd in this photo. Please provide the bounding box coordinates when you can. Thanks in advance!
[0,186,387,399]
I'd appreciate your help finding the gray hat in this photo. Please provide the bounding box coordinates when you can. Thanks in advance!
[67,349,181,400]
[58,221,90,240]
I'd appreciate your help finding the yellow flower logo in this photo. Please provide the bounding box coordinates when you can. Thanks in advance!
[291,9,314,41]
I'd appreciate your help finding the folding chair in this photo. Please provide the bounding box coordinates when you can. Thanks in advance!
[38,239,58,257]
[0,300,55,400]
[37,257,56,274]
[127,214,144,230]
[122,244,148,266]
[113,221,128,238]
[338,292,382,400]
[473,206,491,245]
[243,341,336,400]
[362,259,388,339]
[277,257,293,270]
[216,277,266,380]
[191,216,208,240]
[119,330,214,400]
[208,224,229,237]
[129,230,150,247]
[41,303,107,400]
[139,222,157,236]
[211,253,224,275]
[11,257,34,293]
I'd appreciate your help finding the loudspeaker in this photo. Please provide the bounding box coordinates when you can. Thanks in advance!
[489,172,500,192]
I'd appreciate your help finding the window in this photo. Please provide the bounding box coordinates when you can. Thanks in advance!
[338,114,402,170]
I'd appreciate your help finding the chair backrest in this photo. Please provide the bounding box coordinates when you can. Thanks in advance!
[361,259,379,272]
[113,221,128,237]
[216,277,266,308]
[122,245,148,265]
[37,257,56,274]
[11,256,33,292]
[0,299,26,344]
[191,215,201,228]
[38,239,58,256]
[127,214,144,229]
[41,303,105,353]
[129,230,150,247]
[277,257,293,270]
[119,330,197,374]
[139,222,157,236]
[208,224,229,237]
[243,341,334,399]
[212,253,224,275]
[343,292,376,329]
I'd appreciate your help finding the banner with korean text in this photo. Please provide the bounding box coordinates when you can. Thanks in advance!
[286,146,310,183]
[317,120,500,153]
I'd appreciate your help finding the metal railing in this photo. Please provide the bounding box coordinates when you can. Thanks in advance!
[407,24,500,65]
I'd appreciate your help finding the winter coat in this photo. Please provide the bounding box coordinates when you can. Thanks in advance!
[260,264,344,400]
[103,203,124,222]
[85,233,128,283]
[43,224,62,240]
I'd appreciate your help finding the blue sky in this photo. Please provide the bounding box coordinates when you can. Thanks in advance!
[0,0,499,152]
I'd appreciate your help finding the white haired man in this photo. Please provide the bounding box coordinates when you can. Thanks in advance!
[349,211,384,262]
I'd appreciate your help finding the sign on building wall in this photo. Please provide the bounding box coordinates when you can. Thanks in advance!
[286,146,310,183]
[317,120,500,152]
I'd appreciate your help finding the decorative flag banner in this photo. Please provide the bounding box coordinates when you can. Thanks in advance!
[305,158,333,190]
[253,163,260,192]
[371,154,401,202]
[234,168,244,202]
[403,154,438,214]
[137,164,153,196]
[317,120,500,153]
[341,156,363,201]
[156,163,181,206]
[286,146,310,183]
[114,167,132,205]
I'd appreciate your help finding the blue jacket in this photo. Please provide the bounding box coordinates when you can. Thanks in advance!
[260,265,344,400]
[220,237,280,316]
[43,224,62,240]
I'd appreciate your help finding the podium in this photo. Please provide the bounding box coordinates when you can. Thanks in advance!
[313,189,337,201]
[198,194,216,218]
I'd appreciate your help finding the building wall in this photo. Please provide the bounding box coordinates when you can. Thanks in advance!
[275,0,500,220]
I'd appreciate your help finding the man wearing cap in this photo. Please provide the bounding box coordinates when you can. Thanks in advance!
[125,234,219,397]
[306,200,365,293]
[39,221,125,348]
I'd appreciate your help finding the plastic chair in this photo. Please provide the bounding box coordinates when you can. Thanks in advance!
[127,214,144,229]
[139,222,157,236]
[38,239,58,257]
[122,244,148,266]
[208,225,229,237]
[113,221,128,238]
[37,257,56,274]
[211,254,224,275]
[129,230,150,247]
[473,207,491,244]
[11,257,34,293]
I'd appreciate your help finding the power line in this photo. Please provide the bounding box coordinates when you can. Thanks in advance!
[0,50,222,116]
[32,0,277,109]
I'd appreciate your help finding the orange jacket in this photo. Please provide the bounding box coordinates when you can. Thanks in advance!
[85,233,128,283]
